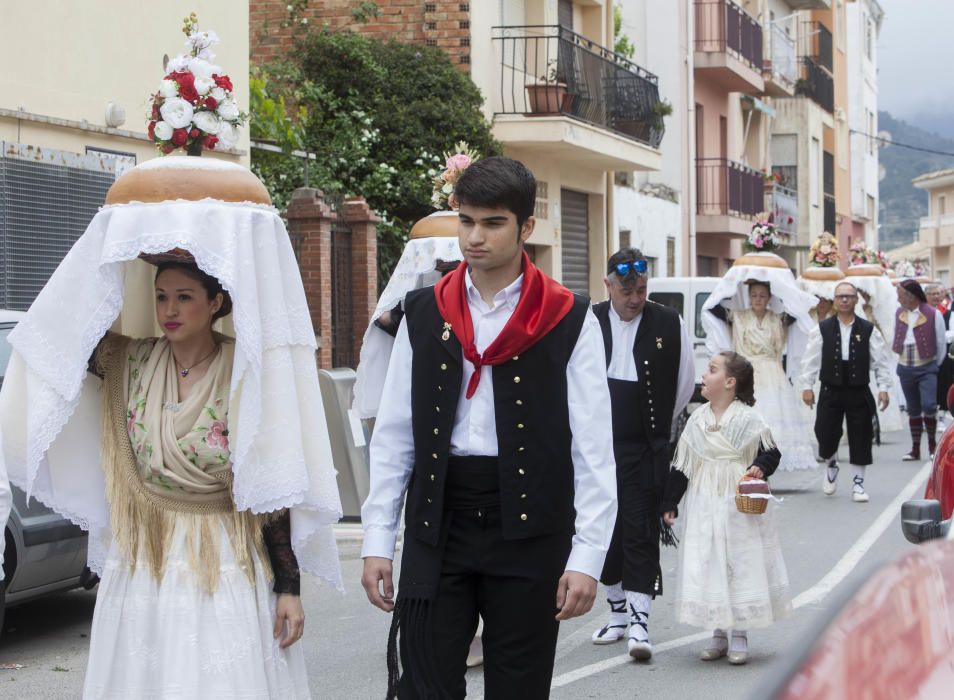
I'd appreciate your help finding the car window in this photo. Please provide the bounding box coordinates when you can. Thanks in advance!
[649,292,684,317]
[0,324,14,383]
[695,292,711,339]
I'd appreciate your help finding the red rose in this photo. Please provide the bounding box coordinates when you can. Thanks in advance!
[161,143,175,154]
[171,128,188,146]
[171,71,198,102]
[203,135,219,150]
[151,101,160,120]
[148,121,156,140]
[190,128,199,138]
[205,96,218,110]
[213,74,233,92]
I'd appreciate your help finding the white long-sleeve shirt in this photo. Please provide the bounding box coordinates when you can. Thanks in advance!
[606,304,695,420]
[897,307,947,366]
[361,272,618,580]
[798,317,894,392]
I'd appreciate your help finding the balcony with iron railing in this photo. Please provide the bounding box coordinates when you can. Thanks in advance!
[491,25,664,171]
[796,56,834,114]
[763,22,797,96]
[801,21,833,73]
[694,0,764,93]
[696,158,764,235]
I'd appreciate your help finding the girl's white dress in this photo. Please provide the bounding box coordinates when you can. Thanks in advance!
[672,400,792,630]
[731,309,817,471]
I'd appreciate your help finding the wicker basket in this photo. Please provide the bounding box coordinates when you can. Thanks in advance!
[735,477,769,515]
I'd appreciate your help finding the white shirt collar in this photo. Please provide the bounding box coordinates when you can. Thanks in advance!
[608,302,641,326]
[465,269,524,312]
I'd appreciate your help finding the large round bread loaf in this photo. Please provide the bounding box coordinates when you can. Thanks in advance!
[410,211,459,239]
[733,252,788,268]
[106,156,271,205]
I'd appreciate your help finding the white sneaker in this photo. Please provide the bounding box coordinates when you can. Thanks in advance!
[852,476,869,503]
[822,459,839,496]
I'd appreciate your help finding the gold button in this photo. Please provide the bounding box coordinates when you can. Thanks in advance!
[435,406,440,413]
[648,400,653,404]
[513,376,521,384]
[432,453,438,459]
[518,468,526,475]
[438,385,443,391]
[512,355,519,361]
[427,498,432,503]
[520,514,528,521]
[424,521,430,527]
[644,360,649,365]
[430,474,436,481]
[516,399,523,406]
[433,428,439,435]
[441,363,448,370]
[518,446,525,452]
[521,493,527,499]
[517,423,525,429]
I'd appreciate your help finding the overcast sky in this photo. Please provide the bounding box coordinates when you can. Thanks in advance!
[878,0,954,119]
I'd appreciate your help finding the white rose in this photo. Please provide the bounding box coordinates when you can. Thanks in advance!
[217,123,239,149]
[153,121,174,141]
[188,58,219,80]
[217,99,240,121]
[210,87,228,103]
[159,79,178,98]
[159,97,194,129]
[165,54,190,73]
[194,78,213,96]
[192,110,221,135]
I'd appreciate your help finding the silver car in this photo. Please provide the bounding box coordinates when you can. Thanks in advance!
[1,310,95,636]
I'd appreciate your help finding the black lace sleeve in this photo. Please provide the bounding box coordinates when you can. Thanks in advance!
[660,470,688,515]
[263,510,301,595]
[753,444,782,478]
[374,304,405,338]
[87,334,112,379]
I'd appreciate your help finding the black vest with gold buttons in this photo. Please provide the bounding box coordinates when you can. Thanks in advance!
[592,300,682,448]
[401,286,590,547]
[819,315,873,387]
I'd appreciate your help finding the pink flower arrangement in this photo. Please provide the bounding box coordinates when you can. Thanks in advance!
[743,217,784,253]
[431,141,481,210]
[808,232,839,267]
[848,239,880,266]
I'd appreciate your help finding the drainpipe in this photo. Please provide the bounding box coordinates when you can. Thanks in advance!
[686,0,697,276]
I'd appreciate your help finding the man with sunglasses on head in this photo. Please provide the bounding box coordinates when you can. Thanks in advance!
[799,282,892,502]
[590,247,694,659]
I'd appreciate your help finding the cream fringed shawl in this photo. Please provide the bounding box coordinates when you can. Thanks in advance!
[672,400,776,494]
[96,333,269,593]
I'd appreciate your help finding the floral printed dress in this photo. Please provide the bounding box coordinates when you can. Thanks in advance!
[83,336,311,700]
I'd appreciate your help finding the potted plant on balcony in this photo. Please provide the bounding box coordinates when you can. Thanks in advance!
[526,60,570,115]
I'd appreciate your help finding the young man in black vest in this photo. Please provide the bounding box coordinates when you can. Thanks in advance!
[589,248,694,659]
[360,156,617,699]
[799,282,892,502]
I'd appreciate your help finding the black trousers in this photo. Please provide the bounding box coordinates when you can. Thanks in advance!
[398,505,571,700]
[815,383,874,466]
[599,445,662,596]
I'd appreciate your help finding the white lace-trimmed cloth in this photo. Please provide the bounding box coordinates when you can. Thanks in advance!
[701,260,817,385]
[0,196,344,591]
[352,234,462,419]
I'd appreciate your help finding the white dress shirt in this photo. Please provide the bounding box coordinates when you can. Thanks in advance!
[361,271,618,580]
[607,304,696,420]
[899,307,947,365]
[798,317,894,391]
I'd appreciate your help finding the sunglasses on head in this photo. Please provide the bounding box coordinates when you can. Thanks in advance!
[615,260,648,277]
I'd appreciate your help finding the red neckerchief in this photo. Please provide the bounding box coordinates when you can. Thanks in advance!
[434,251,575,399]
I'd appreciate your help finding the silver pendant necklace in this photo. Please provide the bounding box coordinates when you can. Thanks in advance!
[176,345,219,378]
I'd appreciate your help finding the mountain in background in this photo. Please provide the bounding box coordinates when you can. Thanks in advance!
[879,111,954,251]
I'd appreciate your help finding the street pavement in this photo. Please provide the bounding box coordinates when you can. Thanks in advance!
[0,428,936,699]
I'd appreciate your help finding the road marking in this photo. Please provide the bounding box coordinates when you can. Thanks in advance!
[550,460,933,689]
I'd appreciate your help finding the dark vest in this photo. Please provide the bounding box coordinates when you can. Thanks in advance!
[819,315,873,387]
[592,300,682,448]
[402,287,590,547]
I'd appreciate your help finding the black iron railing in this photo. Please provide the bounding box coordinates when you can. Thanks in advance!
[802,20,833,73]
[696,158,764,218]
[824,193,836,235]
[491,25,665,149]
[694,0,764,71]
[796,57,834,113]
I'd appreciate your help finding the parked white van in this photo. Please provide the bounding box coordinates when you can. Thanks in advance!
[646,277,721,401]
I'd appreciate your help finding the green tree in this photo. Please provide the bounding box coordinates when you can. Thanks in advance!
[251,28,499,286]
[613,5,635,59]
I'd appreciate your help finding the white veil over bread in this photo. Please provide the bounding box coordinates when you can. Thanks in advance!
[352,220,462,419]
[0,157,344,591]
[702,259,817,383]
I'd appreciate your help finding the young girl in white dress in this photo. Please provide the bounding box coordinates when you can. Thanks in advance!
[663,352,791,665]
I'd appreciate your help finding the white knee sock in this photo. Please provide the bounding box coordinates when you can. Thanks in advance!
[852,464,867,493]
[605,582,627,626]
[625,591,651,642]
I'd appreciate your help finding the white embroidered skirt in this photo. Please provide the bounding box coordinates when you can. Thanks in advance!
[749,357,817,471]
[82,515,311,699]
[675,458,792,631]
